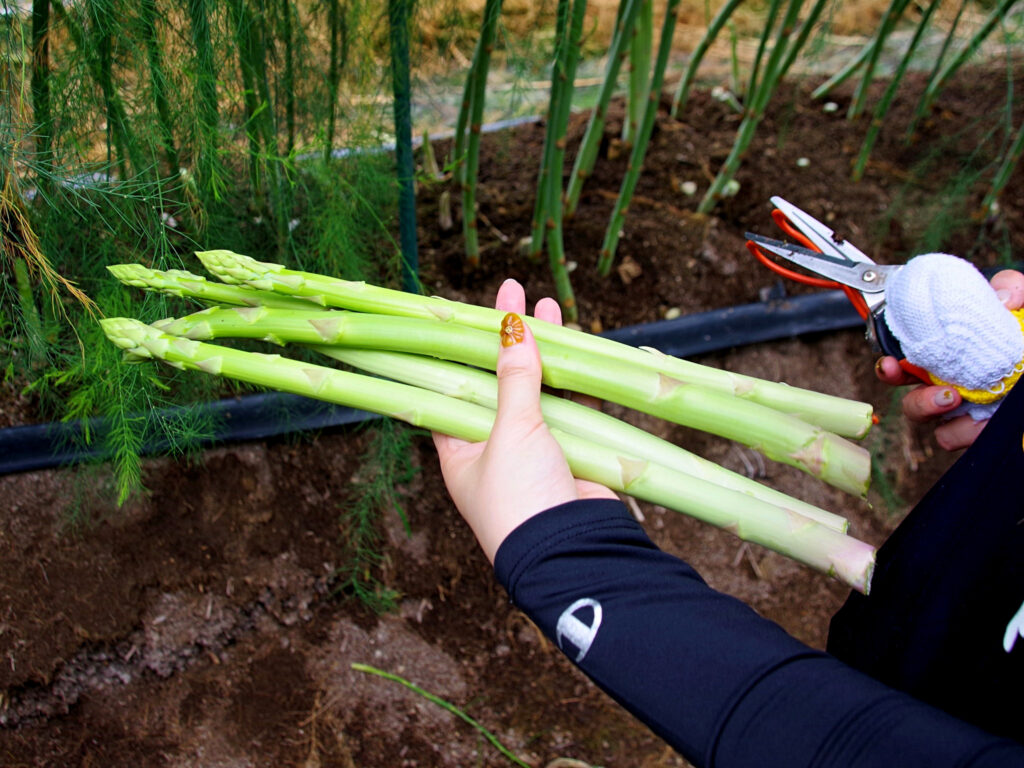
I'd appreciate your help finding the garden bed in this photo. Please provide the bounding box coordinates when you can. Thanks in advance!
[2,63,1022,767]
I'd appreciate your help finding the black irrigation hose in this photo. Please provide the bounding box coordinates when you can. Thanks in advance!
[0,393,377,475]
[1,288,865,475]
[601,286,860,355]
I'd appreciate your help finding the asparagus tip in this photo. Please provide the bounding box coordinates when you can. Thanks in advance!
[196,249,274,285]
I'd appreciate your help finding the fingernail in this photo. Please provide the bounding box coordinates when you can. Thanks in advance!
[934,389,955,407]
[996,288,1012,305]
[874,358,885,375]
[500,312,525,347]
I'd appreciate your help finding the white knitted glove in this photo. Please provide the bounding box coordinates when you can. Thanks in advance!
[883,252,1024,421]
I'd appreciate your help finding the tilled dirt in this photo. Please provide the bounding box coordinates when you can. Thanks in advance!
[2,61,1021,766]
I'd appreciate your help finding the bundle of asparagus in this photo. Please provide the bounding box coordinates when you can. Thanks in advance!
[103,251,877,592]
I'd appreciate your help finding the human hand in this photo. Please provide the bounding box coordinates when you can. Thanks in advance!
[875,268,1024,451]
[431,279,617,563]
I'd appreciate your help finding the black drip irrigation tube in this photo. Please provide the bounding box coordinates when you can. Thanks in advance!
[0,286,866,475]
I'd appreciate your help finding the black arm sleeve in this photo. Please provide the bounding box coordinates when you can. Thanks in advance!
[494,499,1024,768]
[829,381,1024,742]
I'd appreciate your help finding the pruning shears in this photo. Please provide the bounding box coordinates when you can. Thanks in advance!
[744,196,930,384]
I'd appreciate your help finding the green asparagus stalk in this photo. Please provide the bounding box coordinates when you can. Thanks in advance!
[697,0,804,215]
[810,31,874,101]
[564,0,641,219]
[457,0,502,267]
[529,0,587,319]
[846,0,912,120]
[107,261,855,532]
[670,0,745,117]
[851,0,939,182]
[911,0,1017,126]
[108,264,317,311]
[112,264,870,496]
[743,0,785,121]
[596,0,681,276]
[981,118,1024,215]
[100,318,876,592]
[318,346,850,532]
[192,250,873,438]
[527,0,571,263]
[150,304,870,495]
[622,0,652,148]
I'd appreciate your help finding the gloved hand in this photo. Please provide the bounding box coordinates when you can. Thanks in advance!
[877,262,1024,450]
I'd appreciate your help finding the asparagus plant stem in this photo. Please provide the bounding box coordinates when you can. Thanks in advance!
[981,118,1024,214]
[459,0,502,267]
[810,31,874,101]
[280,0,296,155]
[528,0,570,261]
[325,0,346,162]
[149,304,870,495]
[13,258,47,366]
[140,0,180,176]
[846,0,911,121]
[912,0,1017,125]
[744,0,784,115]
[101,318,875,591]
[389,0,419,290]
[319,346,849,532]
[194,250,874,438]
[187,0,222,212]
[351,664,532,768]
[53,0,142,177]
[596,0,681,276]
[622,0,652,148]
[697,0,804,215]
[30,0,53,177]
[541,0,587,320]
[564,0,641,219]
[670,0,744,117]
[852,0,939,182]
[228,0,265,202]
[776,0,830,82]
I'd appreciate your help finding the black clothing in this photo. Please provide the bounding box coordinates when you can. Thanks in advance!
[495,500,1023,766]
[829,380,1024,742]
[494,374,1024,768]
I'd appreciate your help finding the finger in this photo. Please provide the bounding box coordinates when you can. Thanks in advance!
[901,385,961,423]
[494,312,545,429]
[935,415,988,451]
[875,356,920,386]
[495,278,527,315]
[432,431,471,461]
[534,296,562,325]
[991,270,1024,310]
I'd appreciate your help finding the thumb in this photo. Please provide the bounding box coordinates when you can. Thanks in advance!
[493,312,545,431]
[992,269,1024,310]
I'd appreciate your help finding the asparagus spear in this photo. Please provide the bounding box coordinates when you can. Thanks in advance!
[318,346,849,532]
[100,317,876,592]
[108,264,317,310]
[108,264,851,525]
[193,250,874,439]
[150,305,870,496]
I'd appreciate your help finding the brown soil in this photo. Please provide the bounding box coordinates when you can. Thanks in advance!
[3,63,1023,767]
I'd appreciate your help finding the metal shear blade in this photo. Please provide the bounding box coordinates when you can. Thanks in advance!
[768,196,874,264]
[744,233,900,295]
